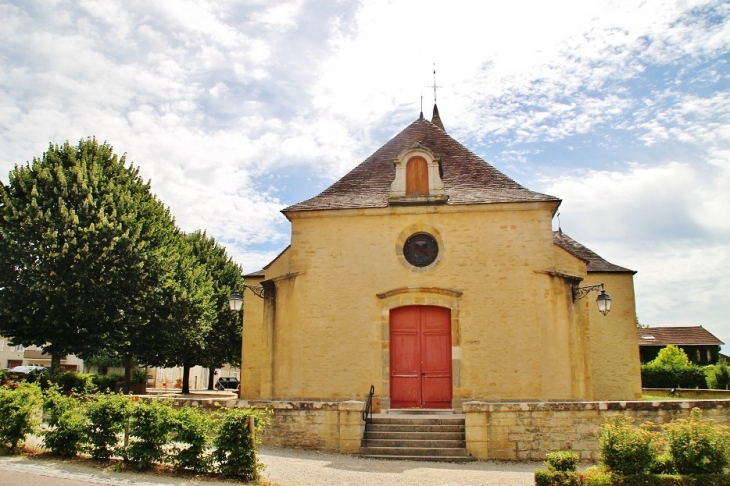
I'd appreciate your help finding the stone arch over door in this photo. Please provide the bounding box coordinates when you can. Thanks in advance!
[376,287,462,410]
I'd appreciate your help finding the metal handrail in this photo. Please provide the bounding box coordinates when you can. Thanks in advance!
[362,385,375,423]
[362,385,375,448]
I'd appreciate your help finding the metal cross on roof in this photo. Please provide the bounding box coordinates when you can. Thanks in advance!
[428,63,442,104]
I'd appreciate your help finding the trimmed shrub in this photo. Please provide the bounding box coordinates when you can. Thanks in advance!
[84,393,133,459]
[126,399,174,469]
[582,466,612,486]
[212,408,270,480]
[170,406,214,473]
[706,363,730,390]
[534,470,581,486]
[663,407,730,475]
[54,371,94,395]
[42,388,87,456]
[545,450,579,472]
[598,415,657,475]
[0,382,43,450]
[92,373,124,393]
[641,364,707,389]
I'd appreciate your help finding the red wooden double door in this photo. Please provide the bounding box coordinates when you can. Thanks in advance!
[390,306,452,409]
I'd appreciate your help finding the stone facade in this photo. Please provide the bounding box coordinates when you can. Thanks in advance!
[464,399,730,461]
[239,115,642,414]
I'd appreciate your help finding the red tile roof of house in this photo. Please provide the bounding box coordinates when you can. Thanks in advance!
[284,117,559,213]
[553,231,636,273]
[638,326,724,346]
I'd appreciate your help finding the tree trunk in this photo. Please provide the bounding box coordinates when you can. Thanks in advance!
[123,354,132,394]
[182,361,191,394]
[208,367,215,390]
[50,354,62,375]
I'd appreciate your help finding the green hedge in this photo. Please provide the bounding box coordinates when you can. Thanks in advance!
[641,365,707,388]
[537,408,730,485]
[536,471,730,486]
[0,384,269,477]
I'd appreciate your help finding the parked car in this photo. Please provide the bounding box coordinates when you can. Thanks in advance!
[7,365,50,380]
[215,376,240,391]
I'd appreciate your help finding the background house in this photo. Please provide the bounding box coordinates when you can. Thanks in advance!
[0,336,83,371]
[638,326,724,365]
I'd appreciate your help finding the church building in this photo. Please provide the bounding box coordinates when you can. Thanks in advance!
[240,107,642,414]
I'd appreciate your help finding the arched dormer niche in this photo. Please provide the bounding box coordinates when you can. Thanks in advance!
[389,143,448,205]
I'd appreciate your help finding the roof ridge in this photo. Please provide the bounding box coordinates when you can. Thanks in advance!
[553,231,636,274]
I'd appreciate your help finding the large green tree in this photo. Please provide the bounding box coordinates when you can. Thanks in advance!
[0,138,179,390]
[136,230,220,394]
[133,231,243,394]
[186,231,243,391]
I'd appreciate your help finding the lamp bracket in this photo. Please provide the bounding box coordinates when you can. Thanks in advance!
[244,283,267,299]
[572,283,604,302]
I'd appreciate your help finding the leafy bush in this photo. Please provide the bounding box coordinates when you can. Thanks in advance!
[706,363,730,390]
[534,469,581,486]
[0,382,43,450]
[24,367,52,390]
[126,399,174,469]
[212,408,270,480]
[642,345,709,389]
[42,388,87,456]
[92,373,125,393]
[651,345,691,368]
[131,368,148,385]
[650,452,676,475]
[170,406,214,472]
[54,371,94,395]
[663,407,730,475]
[84,393,133,459]
[641,364,707,389]
[545,450,579,472]
[582,466,612,486]
[598,415,657,475]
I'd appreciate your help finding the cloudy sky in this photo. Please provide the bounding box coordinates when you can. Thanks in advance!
[1,0,729,345]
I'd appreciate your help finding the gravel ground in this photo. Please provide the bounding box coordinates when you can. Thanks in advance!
[0,446,539,485]
[259,446,538,486]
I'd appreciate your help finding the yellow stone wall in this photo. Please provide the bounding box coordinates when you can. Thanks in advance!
[464,400,730,461]
[240,275,267,399]
[239,200,641,405]
[584,272,643,400]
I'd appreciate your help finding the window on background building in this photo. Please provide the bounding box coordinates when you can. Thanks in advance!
[11,344,24,352]
[707,349,713,362]
[0,339,4,351]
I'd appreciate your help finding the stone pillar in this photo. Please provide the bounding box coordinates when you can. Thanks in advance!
[338,400,365,453]
[464,401,489,459]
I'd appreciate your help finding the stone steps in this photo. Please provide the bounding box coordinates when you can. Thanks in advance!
[360,412,474,462]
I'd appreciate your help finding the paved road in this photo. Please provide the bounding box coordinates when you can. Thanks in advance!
[0,447,539,486]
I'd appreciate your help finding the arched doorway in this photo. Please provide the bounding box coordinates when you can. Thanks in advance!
[390,305,452,408]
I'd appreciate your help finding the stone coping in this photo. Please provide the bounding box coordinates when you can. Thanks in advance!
[138,397,366,411]
[463,399,730,413]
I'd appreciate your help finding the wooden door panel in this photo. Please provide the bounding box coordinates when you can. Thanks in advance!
[390,307,421,408]
[390,306,452,409]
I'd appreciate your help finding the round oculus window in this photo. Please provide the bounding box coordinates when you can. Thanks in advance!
[403,233,438,267]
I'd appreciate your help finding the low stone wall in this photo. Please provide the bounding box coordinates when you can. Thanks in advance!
[464,399,730,461]
[141,396,365,454]
[243,400,365,453]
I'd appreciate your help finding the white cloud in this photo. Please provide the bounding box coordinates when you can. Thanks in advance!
[1,0,728,342]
